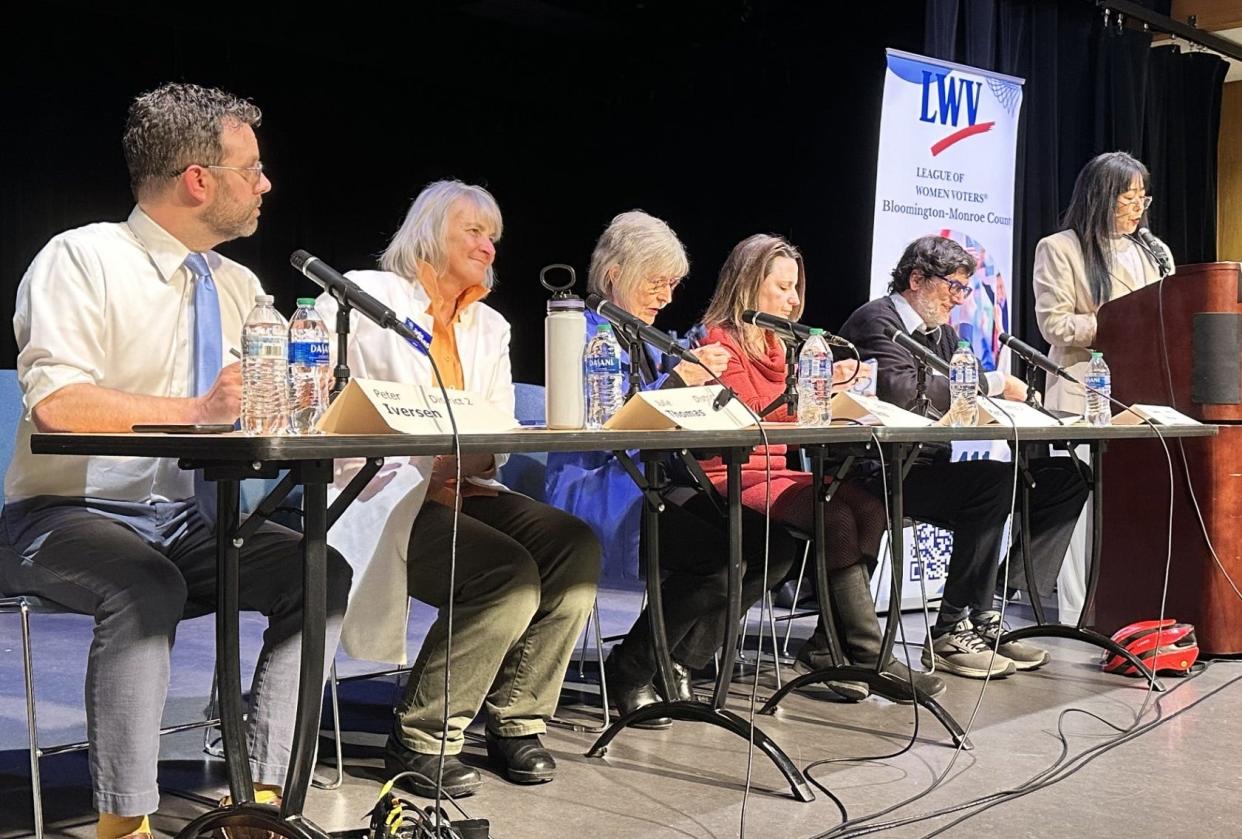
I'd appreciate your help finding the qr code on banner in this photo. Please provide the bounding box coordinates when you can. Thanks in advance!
[911,523,951,582]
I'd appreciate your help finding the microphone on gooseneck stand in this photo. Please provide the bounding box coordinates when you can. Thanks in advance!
[741,310,854,348]
[885,326,951,376]
[997,332,1079,385]
[290,249,428,351]
[585,293,737,411]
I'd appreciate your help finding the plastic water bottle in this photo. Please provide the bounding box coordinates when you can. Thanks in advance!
[948,340,978,427]
[796,328,833,426]
[241,294,289,435]
[288,298,331,434]
[1085,351,1112,427]
[584,323,623,429]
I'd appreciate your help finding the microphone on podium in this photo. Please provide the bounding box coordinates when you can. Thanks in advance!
[1135,227,1173,277]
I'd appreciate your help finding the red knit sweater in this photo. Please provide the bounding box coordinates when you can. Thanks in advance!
[699,325,799,480]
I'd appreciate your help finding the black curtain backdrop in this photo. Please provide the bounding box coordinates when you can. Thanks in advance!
[924,0,1227,356]
[0,1,926,383]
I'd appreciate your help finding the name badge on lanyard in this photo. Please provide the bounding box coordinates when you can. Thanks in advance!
[404,317,433,356]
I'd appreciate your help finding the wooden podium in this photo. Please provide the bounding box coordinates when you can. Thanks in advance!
[1093,262,1242,653]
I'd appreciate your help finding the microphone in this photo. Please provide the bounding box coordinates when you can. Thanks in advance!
[885,326,950,376]
[585,293,736,411]
[998,332,1079,384]
[741,310,851,347]
[1135,227,1173,277]
[290,250,427,350]
[585,294,699,365]
[742,310,814,341]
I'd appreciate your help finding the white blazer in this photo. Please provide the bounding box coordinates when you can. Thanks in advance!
[316,269,516,665]
[1033,229,1172,413]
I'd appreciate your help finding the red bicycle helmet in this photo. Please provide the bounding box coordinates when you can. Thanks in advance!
[1102,619,1199,677]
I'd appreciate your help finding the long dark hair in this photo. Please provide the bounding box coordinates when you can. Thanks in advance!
[1061,151,1150,306]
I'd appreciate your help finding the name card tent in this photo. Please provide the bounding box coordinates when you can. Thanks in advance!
[605,385,757,431]
[316,378,518,435]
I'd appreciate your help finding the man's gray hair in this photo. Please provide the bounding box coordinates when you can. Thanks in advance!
[123,82,262,200]
[587,210,689,301]
[380,180,503,288]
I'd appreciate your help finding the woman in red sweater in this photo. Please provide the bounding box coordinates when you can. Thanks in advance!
[700,233,944,700]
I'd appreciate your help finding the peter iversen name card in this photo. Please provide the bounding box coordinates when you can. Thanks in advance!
[316,379,517,435]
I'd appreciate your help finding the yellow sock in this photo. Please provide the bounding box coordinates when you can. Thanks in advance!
[97,813,150,839]
[221,785,282,807]
[253,784,281,805]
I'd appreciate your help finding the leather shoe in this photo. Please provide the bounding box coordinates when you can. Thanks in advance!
[655,660,693,703]
[605,649,672,729]
[384,732,482,798]
[485,731,556,784]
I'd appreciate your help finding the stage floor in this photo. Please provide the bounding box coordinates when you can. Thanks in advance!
[3,587,1240,838]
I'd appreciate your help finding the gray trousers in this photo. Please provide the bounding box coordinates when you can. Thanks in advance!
[397,492,600,754]
[0,495,352,816]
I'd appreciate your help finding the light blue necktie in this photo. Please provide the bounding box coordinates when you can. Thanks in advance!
[186,253,222,396]
[186,253,222,520]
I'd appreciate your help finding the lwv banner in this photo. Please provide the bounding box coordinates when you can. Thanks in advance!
[870,48,1024,371]
[867,49,1024,609]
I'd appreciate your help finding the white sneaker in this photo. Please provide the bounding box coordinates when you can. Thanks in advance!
[922,618,1017,679]
[973,610,1051,671]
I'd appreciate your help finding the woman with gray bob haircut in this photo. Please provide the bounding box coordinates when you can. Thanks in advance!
[587,210,687,305]
[545,210,800,727]
[382,180,504,290]
[317,179,601,797]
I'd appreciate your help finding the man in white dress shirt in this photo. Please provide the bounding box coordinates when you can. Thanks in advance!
[0,83,351,839]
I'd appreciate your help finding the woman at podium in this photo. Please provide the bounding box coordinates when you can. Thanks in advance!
[1033,151,1174,413]
[1032,150,1173,624]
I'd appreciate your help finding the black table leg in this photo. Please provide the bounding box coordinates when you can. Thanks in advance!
[178,462,345,839]
[759,443,970,749]
[1081,441,1105,628]
[282,463,330,816]
[587,447,815,803]
[712,446,745,707]
[1000,440,1164,690]
[215,478,253,803]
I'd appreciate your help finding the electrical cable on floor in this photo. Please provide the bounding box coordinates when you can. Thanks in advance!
[813,390,1180,839]
[808,396,1022,839]
[801,436,916,822]
[910,660,1241,837]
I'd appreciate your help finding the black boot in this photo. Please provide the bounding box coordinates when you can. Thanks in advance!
[823,563,945,701]
[384,731,482,798]
[484,731,556,784]
[604,646,672,729]
[655,660,693,703]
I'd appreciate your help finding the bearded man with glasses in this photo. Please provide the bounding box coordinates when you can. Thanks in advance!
[815,235,1089,680]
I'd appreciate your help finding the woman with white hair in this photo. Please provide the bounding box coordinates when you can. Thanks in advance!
[318,180,601,798]
[545,211,802,727]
